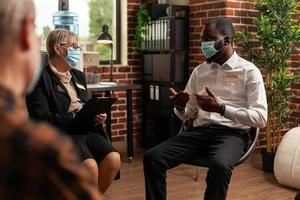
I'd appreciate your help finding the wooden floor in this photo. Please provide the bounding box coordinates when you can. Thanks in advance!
[105,149,298,200]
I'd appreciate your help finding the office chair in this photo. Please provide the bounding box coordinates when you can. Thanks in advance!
[41,51,48,65]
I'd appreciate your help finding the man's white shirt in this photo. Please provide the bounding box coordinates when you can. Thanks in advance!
[174,51,267,130]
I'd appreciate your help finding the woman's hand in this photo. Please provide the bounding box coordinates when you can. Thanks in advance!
[94,113,107,125]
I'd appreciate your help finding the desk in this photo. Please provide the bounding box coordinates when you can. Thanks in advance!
[87,82,141,161]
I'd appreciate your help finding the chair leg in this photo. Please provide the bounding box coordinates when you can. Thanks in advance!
[192,168,201,181]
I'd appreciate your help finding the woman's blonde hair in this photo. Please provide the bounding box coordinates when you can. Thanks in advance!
[46,29,77,59]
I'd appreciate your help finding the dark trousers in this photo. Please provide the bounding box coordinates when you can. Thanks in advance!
[143,124,247,200]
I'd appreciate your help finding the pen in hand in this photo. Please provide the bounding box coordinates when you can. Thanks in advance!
[77,99,85,105]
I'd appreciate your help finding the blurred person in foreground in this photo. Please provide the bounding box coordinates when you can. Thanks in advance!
[296,192,300,200]
[0,0,101,199]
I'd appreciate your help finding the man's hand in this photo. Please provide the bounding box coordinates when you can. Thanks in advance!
[94,113,107,125]
[170,88,190,112]
[194,87,222,113]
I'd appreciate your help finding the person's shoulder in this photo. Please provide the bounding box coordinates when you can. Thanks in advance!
[236,54,257,69]
[196,61,209,68]
[71,68,86,82]
[71,68,85,77]
[235,54,263,81]
[41,63,51,74]
[0,120,70,163]
[4,121,81,170]
[39,64,52,82]
[192,61,210,74]
[11,121,71,151]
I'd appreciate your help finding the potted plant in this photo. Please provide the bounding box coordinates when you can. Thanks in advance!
[236,0,300,173]
[133,5,150,53]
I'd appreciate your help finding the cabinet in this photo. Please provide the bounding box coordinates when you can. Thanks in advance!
[141,4,189,147]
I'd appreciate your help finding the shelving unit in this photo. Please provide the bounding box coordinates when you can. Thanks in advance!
[141,4,189,147]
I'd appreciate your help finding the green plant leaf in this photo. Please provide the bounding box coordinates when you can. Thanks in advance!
[236,0,300,152]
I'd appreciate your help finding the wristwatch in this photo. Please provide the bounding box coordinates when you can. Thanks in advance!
[176,106,185,113]
[220,103,226,116]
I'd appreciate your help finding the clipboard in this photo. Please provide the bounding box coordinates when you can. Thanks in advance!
[67,97,117,133]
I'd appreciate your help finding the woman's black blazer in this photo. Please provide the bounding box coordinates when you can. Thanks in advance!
[26,64,89,132]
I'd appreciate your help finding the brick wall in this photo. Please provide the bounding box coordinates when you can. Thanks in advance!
[189,0,258,71]
[288,0,300,131]
[189,0,300,148]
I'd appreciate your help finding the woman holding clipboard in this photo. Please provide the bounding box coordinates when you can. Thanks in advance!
[26,29,120,196]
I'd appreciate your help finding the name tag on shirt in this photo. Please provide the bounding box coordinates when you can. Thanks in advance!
[224,72,239,81]
[76,83,86,90]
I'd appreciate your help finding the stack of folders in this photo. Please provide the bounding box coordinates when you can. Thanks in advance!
[149,85,160,101]
[141,18,170,51]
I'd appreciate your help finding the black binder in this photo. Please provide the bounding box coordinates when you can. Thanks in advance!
[67,97,117,133]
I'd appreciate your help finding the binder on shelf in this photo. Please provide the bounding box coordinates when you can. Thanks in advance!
[158,20,161,50]
[162,19,165,50]
[155,85,160,101]
[159,19,163,50]
[143,18,180,51]
[150,85,154,100]
[155,21,157,50]
[165,19,170,50]
[151,21,154,50]
[153,21,156,50]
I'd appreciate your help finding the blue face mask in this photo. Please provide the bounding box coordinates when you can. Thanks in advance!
[201,38,224,59]
[65,48,81,68]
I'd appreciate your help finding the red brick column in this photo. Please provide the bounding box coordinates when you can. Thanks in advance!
[288,0,300,130]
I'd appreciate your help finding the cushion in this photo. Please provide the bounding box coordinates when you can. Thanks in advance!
[274,127,300,190]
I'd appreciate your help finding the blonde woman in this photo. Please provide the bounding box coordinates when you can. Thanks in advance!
[26,29,120,196]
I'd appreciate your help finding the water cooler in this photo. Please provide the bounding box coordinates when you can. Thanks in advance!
[53,0,79,35]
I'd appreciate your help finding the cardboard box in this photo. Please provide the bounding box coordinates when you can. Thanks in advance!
[83,52,100,68]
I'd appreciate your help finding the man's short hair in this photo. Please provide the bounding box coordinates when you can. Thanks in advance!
[0,0,34,53]
[46,29,77,59]
[206,18,235,40]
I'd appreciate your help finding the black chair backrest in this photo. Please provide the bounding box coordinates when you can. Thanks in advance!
[41,51,49,68]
